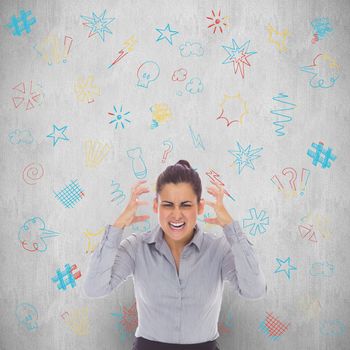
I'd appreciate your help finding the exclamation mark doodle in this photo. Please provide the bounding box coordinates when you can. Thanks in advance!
[63,36,73,63]
[299,168,310,196]
[271,174,284,192]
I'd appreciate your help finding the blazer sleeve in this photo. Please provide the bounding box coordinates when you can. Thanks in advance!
[221,220,267,300]
[82,224,137,298]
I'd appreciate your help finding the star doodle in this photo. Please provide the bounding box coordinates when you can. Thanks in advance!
[274,257,297,279]
[222,38,257,78]
[47,124,69,146]
[80,10,115,42]
[155,24,179,45]
[228,142,263,174]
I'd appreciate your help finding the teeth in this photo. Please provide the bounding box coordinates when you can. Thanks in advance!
[170,222,185,228]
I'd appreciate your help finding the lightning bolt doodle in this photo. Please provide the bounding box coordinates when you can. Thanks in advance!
[188,125,205,150]
[205,169,235,201]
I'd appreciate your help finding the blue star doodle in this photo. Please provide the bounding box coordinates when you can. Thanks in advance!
[274,257,297,279]
[222,38,257,79]
[47,124,69,146]
[228,142,263,174]
[80,10,115,42]
[155,24,179,45]
[243,208,269,236]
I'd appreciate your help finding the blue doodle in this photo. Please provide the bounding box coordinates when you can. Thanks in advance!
[6,9,37,36]
[108,105,131,129]
[243,208,269,236]
[185,77,204,94]
[320,320,345,336]
[16,303,38,332]
[155,24,179,45]
[8,129,34,144]
[51,263,79,290]
[228,142,263,174]
[307,141,336,169]
[222,38,257,78]
[179,42,204,57]
[53,179,84,208]
[47,124,69,146]
[80,10,115,42]
[188,125,205,150]
[18,216,61,252]
[311,18,333,40]
[127,147,147,179]
[274,257,297,279]
[270,93,296,136]
[310,261,335,277]
[111,180,126,205]
[137,61,160,88]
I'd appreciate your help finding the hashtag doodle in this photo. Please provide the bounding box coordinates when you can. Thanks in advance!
[51,264,81,291]
[307,141,336,168]
[6,9,37,36]
[53,179,84,208]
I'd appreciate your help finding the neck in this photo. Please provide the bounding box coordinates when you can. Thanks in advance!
[163,226,197,253]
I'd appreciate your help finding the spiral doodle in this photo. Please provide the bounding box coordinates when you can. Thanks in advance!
[22,163,44,185]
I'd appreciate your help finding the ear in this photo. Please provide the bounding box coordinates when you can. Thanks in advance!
[198,198,205,215]
[153,197,159,214]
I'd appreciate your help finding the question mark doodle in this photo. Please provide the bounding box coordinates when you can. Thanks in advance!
[162,140,173,163]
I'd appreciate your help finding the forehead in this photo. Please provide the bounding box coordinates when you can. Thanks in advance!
[158,182,196,199]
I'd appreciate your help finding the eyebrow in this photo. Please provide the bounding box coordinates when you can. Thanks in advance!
[161,201,193,205]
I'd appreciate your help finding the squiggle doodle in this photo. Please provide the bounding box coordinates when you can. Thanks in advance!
[270,93,296,136]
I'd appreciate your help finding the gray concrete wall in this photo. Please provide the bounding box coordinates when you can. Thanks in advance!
[0,0,349,349]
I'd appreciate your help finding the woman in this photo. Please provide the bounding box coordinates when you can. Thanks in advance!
[83,160,267,350]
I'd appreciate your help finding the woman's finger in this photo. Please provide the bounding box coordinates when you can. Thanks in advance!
[133,215,150,223]
[210,181,225,193]
[135,200,149,207]
[204,199,215,207]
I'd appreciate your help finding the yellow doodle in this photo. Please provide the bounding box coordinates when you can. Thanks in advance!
[267,24,289,53]
[219,92,248,125]
[84,140,111,168]
[36,33,64,64]
[62,306,89,336]
[83,227,105,254]
[151,103,172,124]
[74,75,101,103]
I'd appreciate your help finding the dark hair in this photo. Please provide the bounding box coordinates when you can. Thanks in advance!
[156,160,202,203]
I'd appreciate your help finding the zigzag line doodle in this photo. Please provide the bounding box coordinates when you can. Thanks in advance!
[270,93,296,136]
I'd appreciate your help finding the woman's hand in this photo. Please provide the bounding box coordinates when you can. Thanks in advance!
[113,180,150,229]
[204,181,233,227]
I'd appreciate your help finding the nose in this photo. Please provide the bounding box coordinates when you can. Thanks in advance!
[172,206,183,219]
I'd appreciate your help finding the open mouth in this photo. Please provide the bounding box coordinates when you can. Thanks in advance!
[169,222,185,231]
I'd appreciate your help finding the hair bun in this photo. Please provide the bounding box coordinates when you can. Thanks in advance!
[175,159,192,169]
